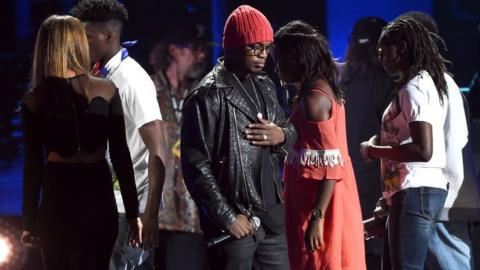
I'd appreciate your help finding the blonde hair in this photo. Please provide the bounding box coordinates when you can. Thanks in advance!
[31,15,90,89]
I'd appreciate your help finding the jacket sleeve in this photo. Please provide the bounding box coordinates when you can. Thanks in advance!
[181,90,237,230]
[269,79,297,155]
[21,102,45,232]
[108,90,139,220]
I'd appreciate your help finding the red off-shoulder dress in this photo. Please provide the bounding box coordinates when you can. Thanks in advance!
[284,89,366,270]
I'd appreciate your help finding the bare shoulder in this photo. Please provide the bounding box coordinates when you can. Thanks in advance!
[302,86,333,122]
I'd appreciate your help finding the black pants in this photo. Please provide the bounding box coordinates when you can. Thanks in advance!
[39,161,118,270]
[207,226,290,270]
[154,230,207,270]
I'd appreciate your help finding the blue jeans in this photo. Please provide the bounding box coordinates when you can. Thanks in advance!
[386,187,447,270]
[109,214,153,270]
[426,222,473,270]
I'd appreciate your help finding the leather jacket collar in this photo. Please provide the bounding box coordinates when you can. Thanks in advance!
[213,58,276,122]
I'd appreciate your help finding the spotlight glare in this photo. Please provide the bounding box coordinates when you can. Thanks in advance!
[0,236,12,265]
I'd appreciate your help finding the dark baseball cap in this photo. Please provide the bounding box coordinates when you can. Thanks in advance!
[163,23,210,49]
[350,16,387,45]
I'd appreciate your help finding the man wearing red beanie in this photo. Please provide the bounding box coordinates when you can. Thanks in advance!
[181,5,295,270]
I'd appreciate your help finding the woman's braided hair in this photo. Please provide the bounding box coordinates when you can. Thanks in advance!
[380,17,448,103]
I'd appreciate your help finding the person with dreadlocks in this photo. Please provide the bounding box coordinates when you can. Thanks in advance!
[71,1,173,269]
[360,17,449,269]
[275,20,366,270]
[398,11,475,270]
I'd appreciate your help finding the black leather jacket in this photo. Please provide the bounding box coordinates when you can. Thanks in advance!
[181,59,296,236]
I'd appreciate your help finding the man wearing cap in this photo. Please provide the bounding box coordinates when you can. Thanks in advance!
[149,23,208,270]
[181,5,296,270]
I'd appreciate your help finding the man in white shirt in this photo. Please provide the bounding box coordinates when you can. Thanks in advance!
[71,1,173,269]
[400,11,477,269]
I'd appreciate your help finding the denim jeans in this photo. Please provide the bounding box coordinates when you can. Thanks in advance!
[386,187,447,270]
[109,214,153,270]
[207,225,290,270]
[426,222,473,270]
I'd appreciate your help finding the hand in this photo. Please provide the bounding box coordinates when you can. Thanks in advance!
[21,231,39,248]
[373,197,388,221]
[245,114,285,146]
[139,215,159,250]
[305,218,324,252]
[227,214,254,239]
[126,218,141,248]
[360,135,378,161]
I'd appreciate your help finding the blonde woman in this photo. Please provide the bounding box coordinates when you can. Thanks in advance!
[20,15,139,269]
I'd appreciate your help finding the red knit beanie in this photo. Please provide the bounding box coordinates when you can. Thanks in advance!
[223,5,273,49]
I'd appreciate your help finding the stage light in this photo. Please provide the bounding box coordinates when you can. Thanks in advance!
[0,218,27,270]
[0,235,13,265]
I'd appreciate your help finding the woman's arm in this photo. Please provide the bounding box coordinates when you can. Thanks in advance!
[21,99,45,246]
[303,90,337,251]
[306,179,336,251]
[107,90,139,219]
[365,121,433,162]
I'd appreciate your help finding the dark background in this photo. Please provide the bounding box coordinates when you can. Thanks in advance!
[0,0,478,269]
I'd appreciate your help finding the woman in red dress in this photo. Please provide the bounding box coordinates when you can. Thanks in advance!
[274,20,366,270]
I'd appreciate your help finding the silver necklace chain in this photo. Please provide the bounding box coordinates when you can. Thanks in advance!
[232,73,263,118]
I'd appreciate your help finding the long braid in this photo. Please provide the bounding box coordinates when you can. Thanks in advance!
[383,17,448,103]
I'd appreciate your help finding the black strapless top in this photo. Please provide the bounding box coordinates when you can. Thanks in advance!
[21,76,139,231]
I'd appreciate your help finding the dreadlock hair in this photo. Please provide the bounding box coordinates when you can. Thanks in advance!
[342,16,387,84]
[70,0,128,23]
[398,11,448,56]
[379,17,448,103]
[399,11,439,35]
[274,20,344,103]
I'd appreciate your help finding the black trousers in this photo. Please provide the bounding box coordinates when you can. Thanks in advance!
[39,161,118,270]
[154,230,207,270]
[207,226,290,270]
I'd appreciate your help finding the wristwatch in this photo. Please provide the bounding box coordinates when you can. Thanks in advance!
[311,208,324,220]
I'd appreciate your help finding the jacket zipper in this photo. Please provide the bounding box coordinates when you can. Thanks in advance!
[268,102,282,204]
[258,147,266,211]
[269,157,284,204]
[233,109,252,214]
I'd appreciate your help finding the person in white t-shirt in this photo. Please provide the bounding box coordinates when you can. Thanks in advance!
[71,1,173,269]
[399,11,476,270]
[360,17,449,269]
